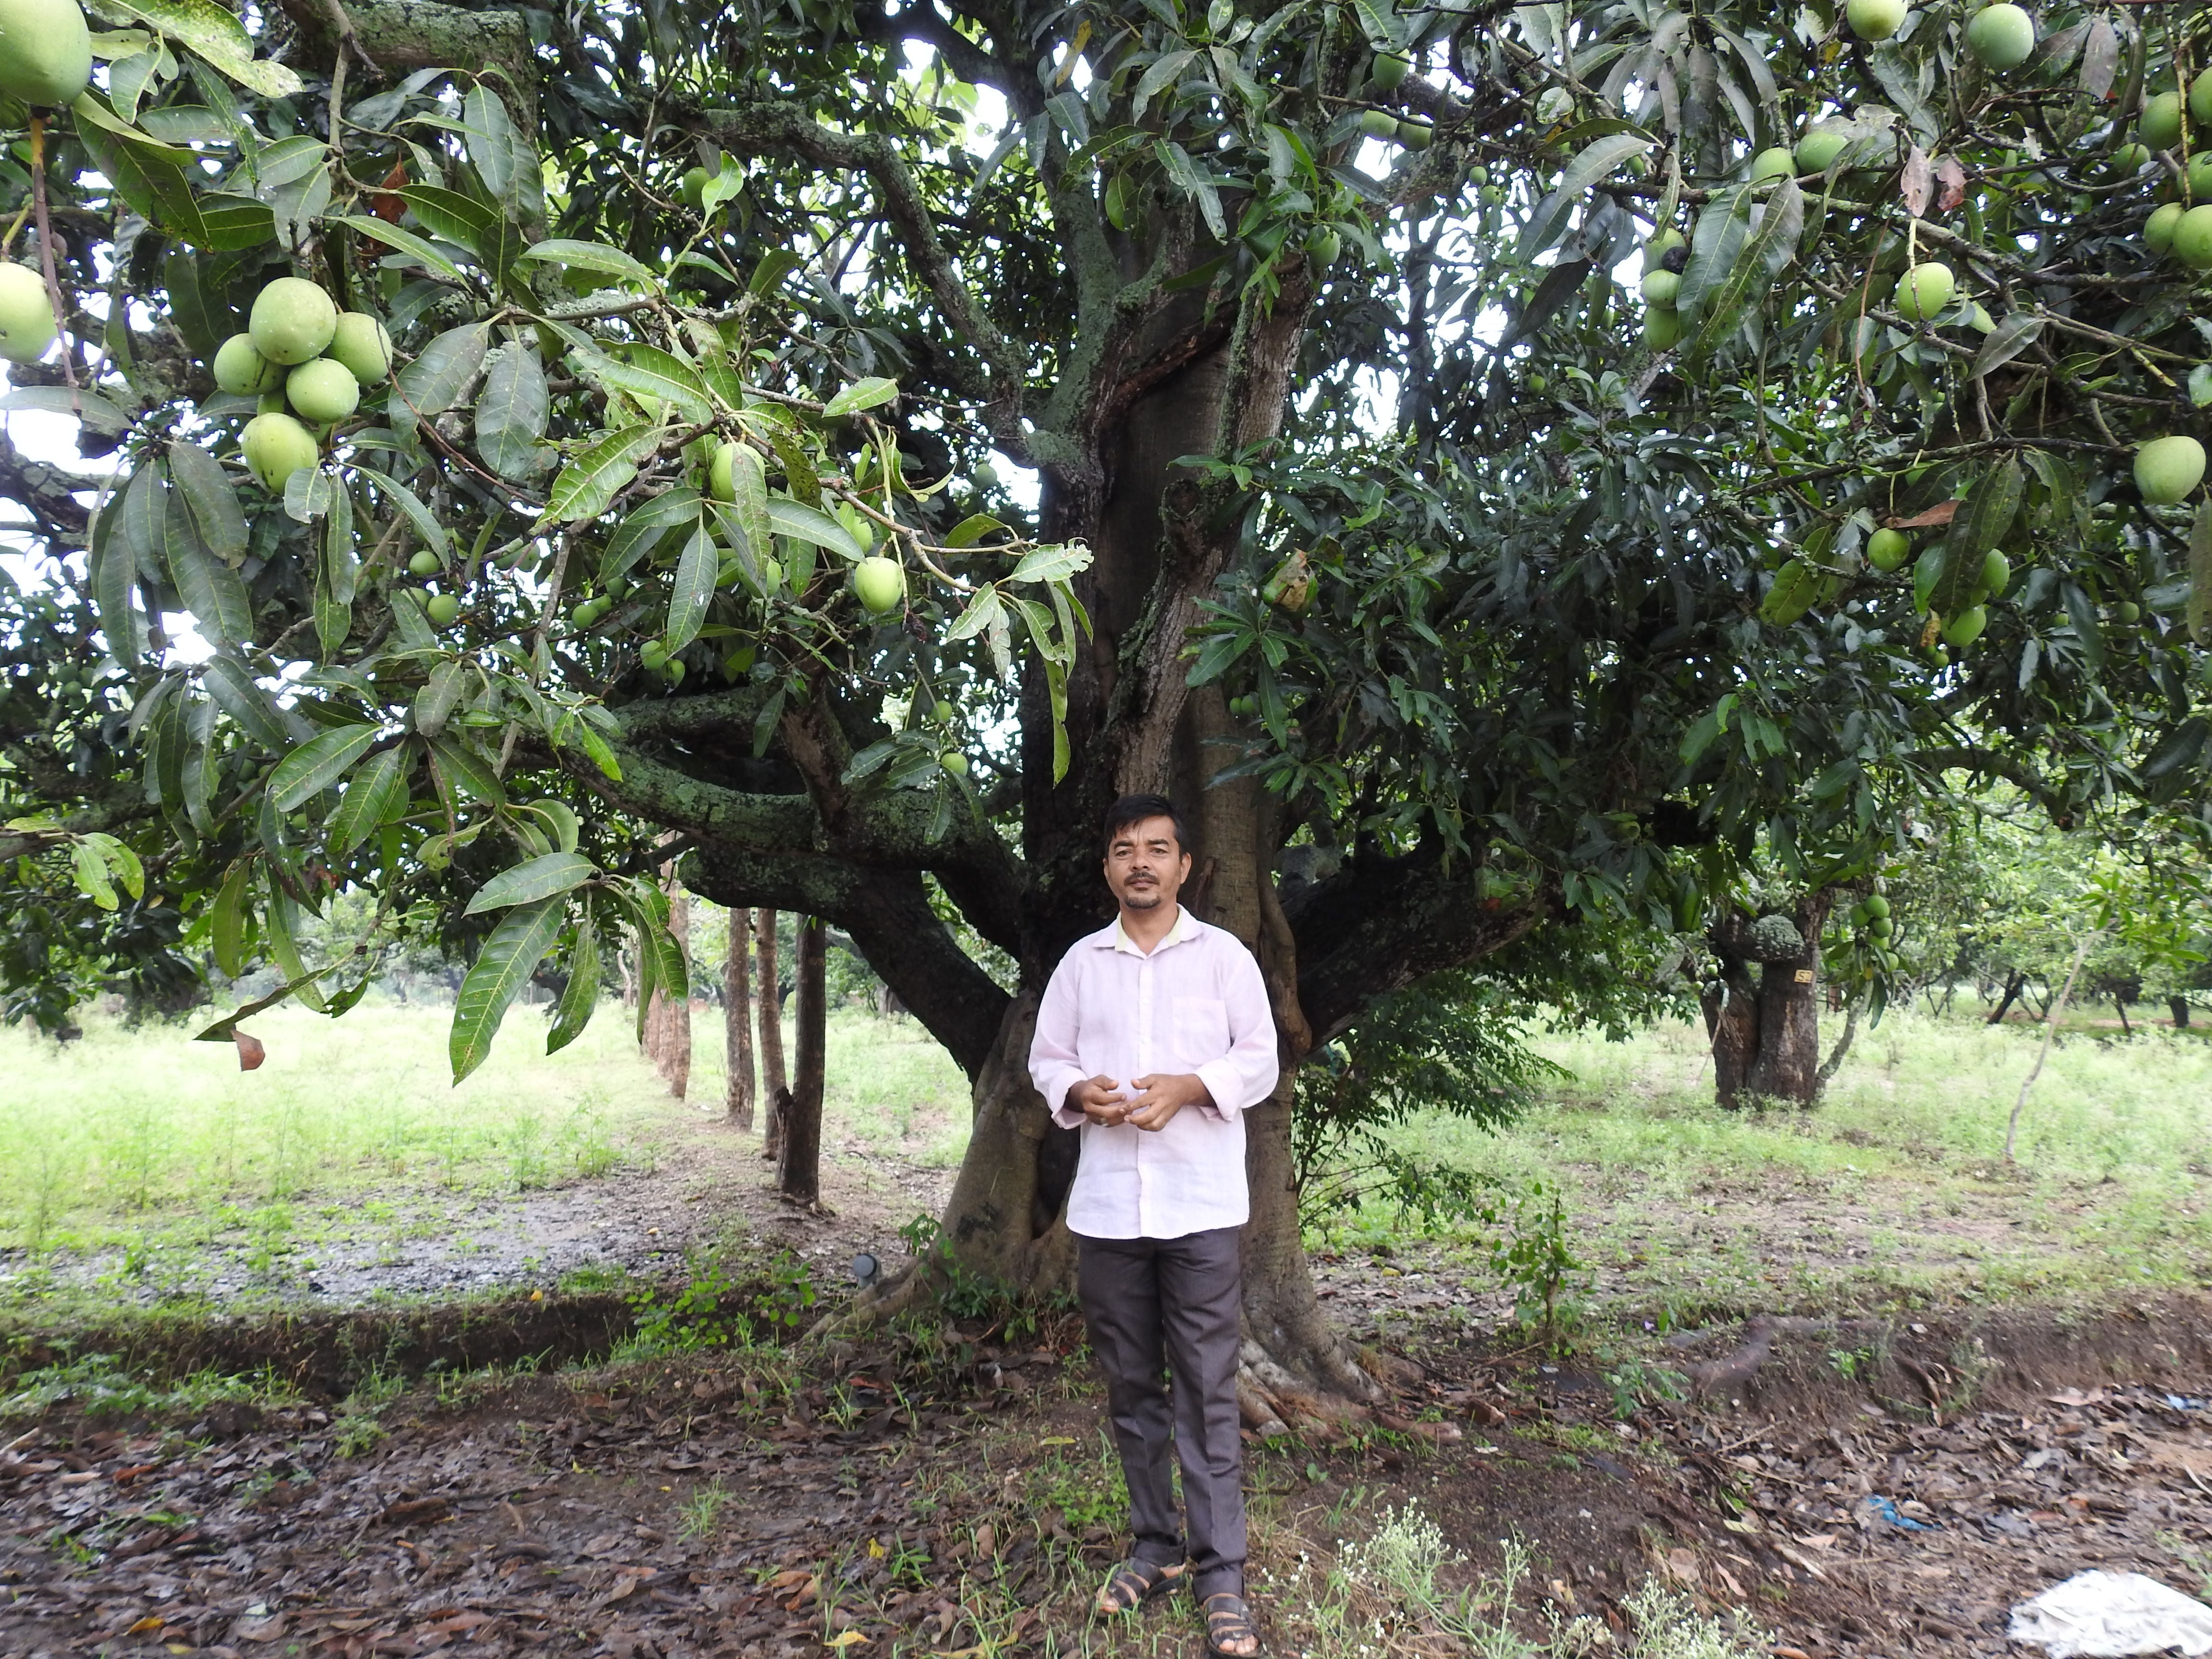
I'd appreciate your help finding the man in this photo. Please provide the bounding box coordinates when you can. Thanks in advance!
[1029,794,1279,1659]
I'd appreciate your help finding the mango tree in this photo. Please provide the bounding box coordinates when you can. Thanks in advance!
[1,0,2209,1421]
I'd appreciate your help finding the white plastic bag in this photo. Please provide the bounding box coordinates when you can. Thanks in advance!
[2008,1571,2212,1658]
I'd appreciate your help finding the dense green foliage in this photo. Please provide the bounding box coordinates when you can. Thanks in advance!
[0,0,2206,1086]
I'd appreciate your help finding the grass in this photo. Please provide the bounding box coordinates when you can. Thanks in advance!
[0,999,666,1258]
[688,1007,972,1166]
[7,989,2209,1331]
[1324,1003,2212,1321]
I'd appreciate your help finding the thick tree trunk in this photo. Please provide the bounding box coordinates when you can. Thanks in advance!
[1704,895,1831,1108]
[724,906,756,1129]
[1746,894,1828,1102]
[2171,996,2191,1030]
[757,909,786,1158]
[778,916,825,1204]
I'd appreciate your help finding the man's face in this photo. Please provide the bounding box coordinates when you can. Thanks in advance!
[1104,816,1190,913]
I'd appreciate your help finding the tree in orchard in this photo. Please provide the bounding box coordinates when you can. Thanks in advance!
[2,0,2210,1421]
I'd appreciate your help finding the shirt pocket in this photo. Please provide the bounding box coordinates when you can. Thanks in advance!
[1171,997,1229,1068]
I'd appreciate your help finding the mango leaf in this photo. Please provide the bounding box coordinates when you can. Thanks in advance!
[164,493,251,645]
[202,653,292,750]
[569,344,713,422]
[0,386,133,432]
[396,321,491,417]
[1972,313,2044,380]
[326,744,408,858]
[413,658,469,737]
[477,345,550,480]
[88,486,138,665]
[1935,458,2023,616]
[450,896,567,1082]
[1009,543,1094,584]
[1517,131,1654,261]
[269,724,380,811]
[326,215,470,284]
[601,487,703,583]
[464,850,598,916]
[541,423,660,525]
[352,465,452,561]
[1686,178,1802,366]
[167,439,247,565]
[72,840,118,909]
[462,83,541,223]
[666,523,716,652]
[2191,501,2212,645]
[722,443,769,557]
[767,497,865,561]
[521,239,659,285]
[211,858,252,978]
[945,585,1004,644]
[546,921,601,1054]
[1674,184,1750,320]
[821,376,898,418]
[84,0,302,96]
[428,735,507,807]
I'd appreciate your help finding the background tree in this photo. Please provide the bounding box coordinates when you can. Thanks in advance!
[724,905,757,1127]
[1,0,2209,1420]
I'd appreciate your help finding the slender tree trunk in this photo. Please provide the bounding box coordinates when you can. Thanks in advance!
[1701,954,1760,1109]
[1814,993,1861,1098]
[778,915,826,1205]
[2170,996,2191,1030]
[648,869,692,1100]
[2006,930,2098,1165]
[724,906,756,1129]
[2114,995,2131,1036]
[757,908,787,1158]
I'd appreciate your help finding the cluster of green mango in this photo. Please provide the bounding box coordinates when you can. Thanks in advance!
[1843,893,1901,974]
[2136,75,2212,269]
[209,277,392,492]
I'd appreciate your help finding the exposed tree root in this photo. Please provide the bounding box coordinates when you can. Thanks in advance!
[1682,1315,1842,1395]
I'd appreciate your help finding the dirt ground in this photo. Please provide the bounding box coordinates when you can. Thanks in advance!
[3,1291,2209,1659]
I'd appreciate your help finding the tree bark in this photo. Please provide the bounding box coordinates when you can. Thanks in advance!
[778,915,826,1205]
[1704,894,1831,1108]
[2171,996,2192,1030]
[1701,951,1760,1109]
[724,906,756,1129]
[1814,993,1861,1098]
[2114,994,2131,1036]
[757,908,786,1158]
[1746,893,1830,1103]
[647,868,692,1100]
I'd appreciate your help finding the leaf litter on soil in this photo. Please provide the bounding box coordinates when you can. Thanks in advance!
[2,1301,2209,1659]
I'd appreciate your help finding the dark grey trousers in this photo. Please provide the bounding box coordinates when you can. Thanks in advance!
[1074,1226,1246,1599]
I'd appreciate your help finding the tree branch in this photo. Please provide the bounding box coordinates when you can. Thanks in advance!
[0,427,93,542]
[1287,843,1555,1044]
[679,96,1029,445]
[685,844,1009,1078]
[1914,745,2076,827]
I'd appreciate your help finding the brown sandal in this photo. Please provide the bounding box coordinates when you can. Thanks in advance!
[1202,1592,1260,1659]
[1094,1558,1186,1617]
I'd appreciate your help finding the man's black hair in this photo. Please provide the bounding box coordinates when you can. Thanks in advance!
[1102,793,1190,856]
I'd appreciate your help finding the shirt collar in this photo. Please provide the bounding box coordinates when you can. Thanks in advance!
[1107,904,1190,956]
